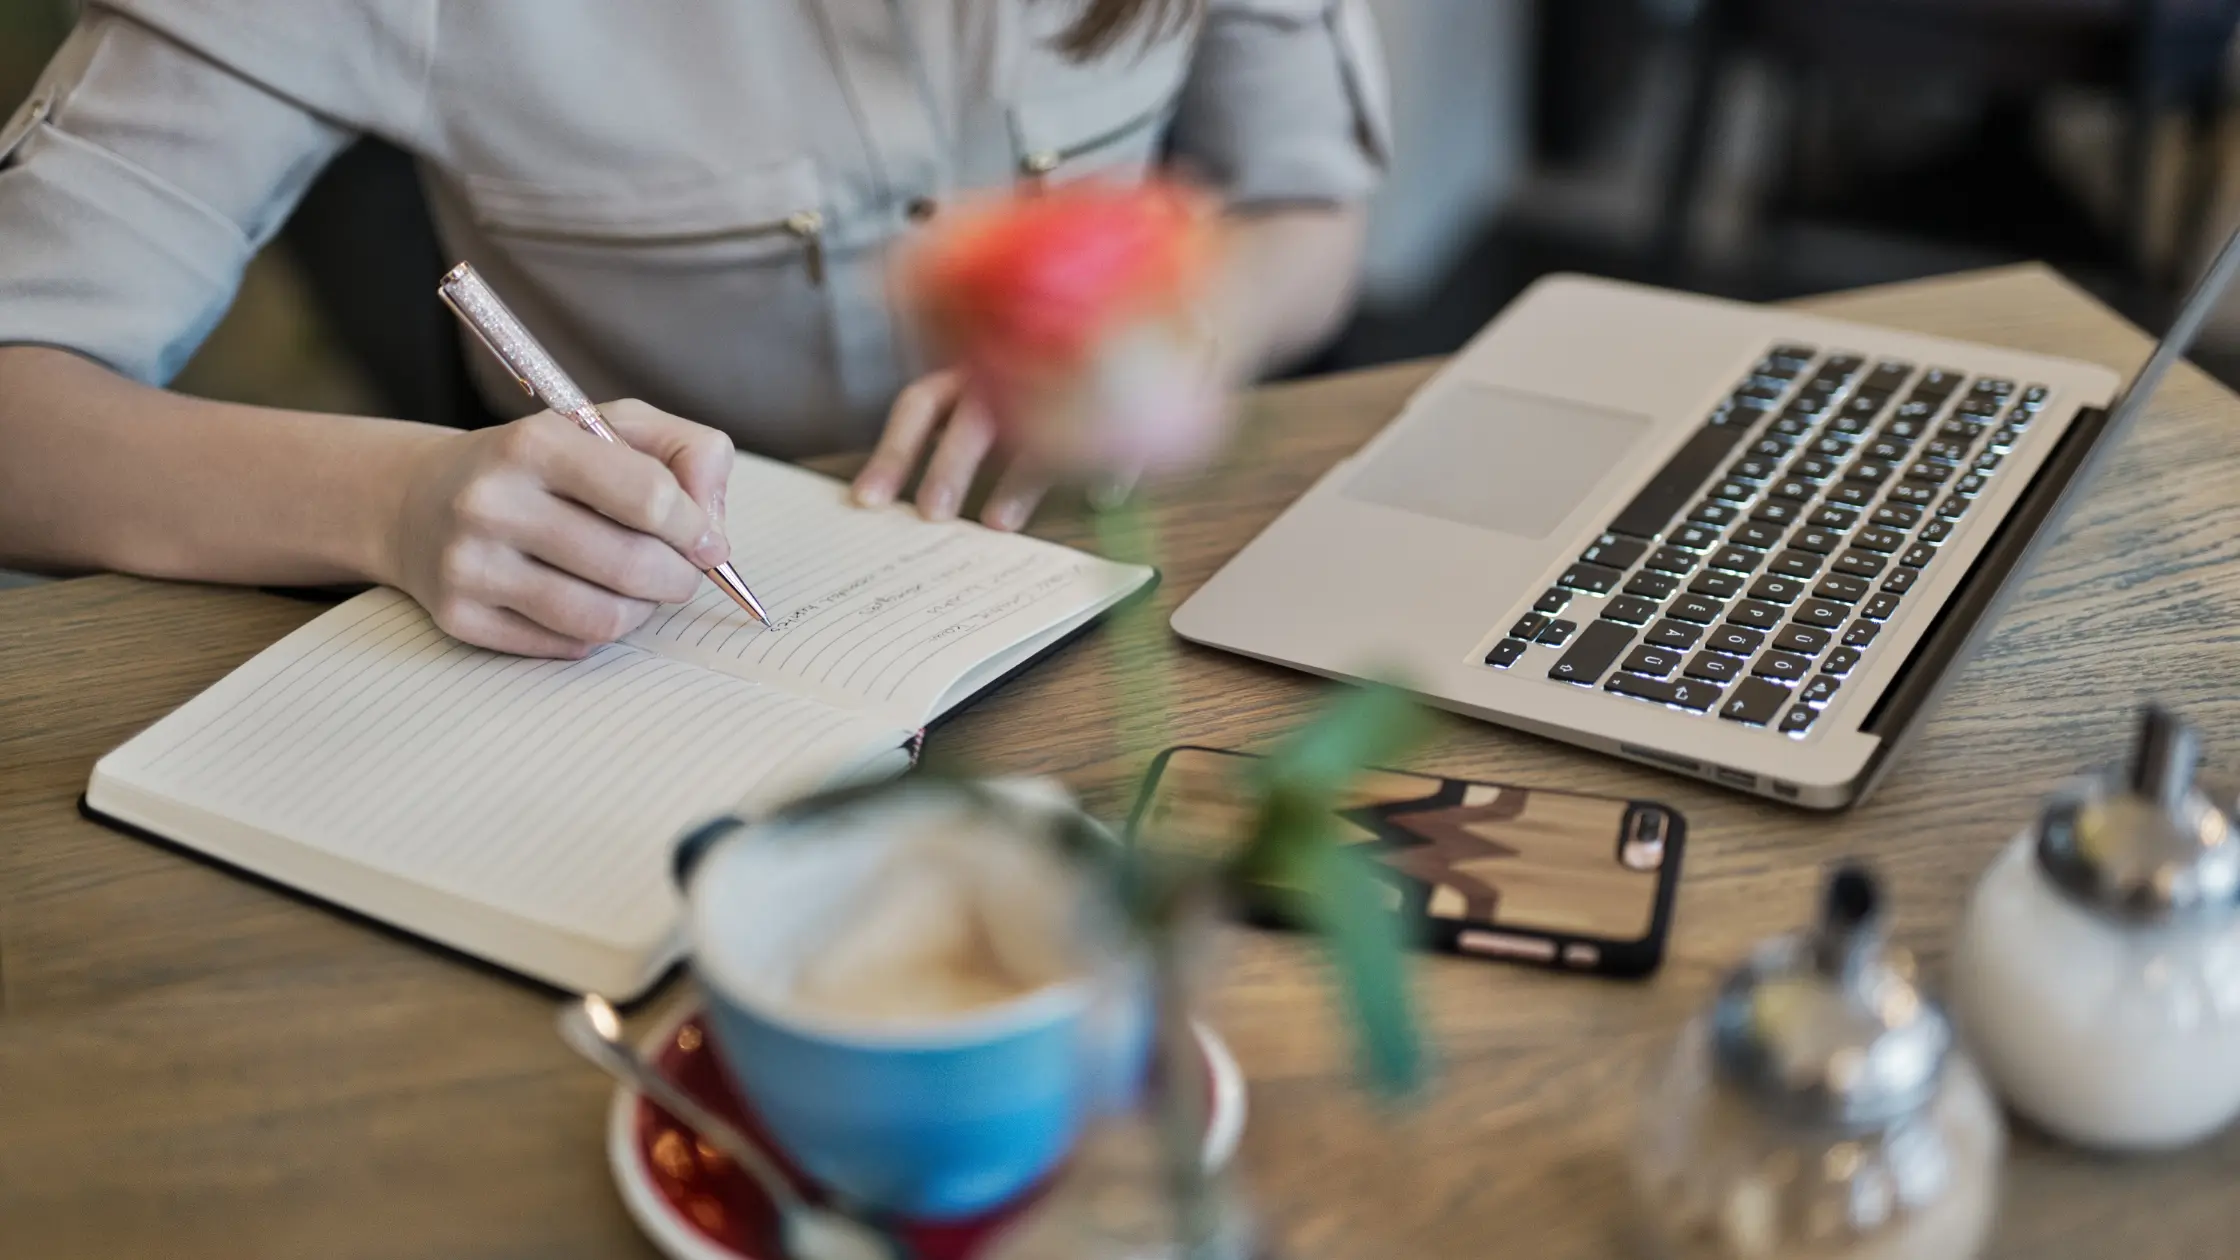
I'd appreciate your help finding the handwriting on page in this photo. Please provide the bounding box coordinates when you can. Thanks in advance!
[628,458,1124,713]
[117,590,898,942]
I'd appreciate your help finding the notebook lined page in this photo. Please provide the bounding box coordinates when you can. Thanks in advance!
[626,455,1151,724]
[100,588,908,956]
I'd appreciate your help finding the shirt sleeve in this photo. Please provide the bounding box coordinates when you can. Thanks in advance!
[1165,0,1395,208]
[0,11,356,385]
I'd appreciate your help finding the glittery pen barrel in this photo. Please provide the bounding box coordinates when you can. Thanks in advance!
[436,263,769,626]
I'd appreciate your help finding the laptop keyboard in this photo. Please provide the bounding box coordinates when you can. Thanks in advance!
[1482,344,2051,736]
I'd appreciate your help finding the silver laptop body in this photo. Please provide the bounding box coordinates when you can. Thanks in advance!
[1175,233,2240,809]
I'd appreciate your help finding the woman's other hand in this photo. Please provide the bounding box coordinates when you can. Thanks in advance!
[384,400,736,658]
[850,368,1055,532]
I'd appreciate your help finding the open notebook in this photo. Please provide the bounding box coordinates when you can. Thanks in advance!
[86,454,1153,998]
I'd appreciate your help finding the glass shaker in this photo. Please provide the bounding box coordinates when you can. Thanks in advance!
[1951,704,2240,1151]
[1632,865,2003,1260]
[976,1110,1258,1260]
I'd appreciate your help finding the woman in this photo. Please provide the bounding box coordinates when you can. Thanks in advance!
[0,0,1388,657]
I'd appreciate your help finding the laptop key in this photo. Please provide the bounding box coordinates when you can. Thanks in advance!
[1600,595,1661,625]
[1625,571,1681,600]
[1558,562,1624,594]
[1729,599,1784,630]
[1829,414,1875,436]
[1749,575,1807,604]
[1770,477,1817,501]
[1605,423,1754,539]
[1989,426,2022,449]
[1937,496,1970,520]
[1646,546,1697,574]
[1832,550,1887,579]
[1867,361,1914,390]
[1485,638,1530,668]
[1915,368,1966,397]
[1780,705,1819,735]
[1710,545,1765,573]
[1823,353,1865,377]
[1794,598,1850,628]
[1845,462,1894,485]
[1768,550,1824,579]
[1668,595,1726,624]
[1925,439,1971,462]
[1579,536,1648,569]
[1941,419,1987,442]
[1689,570,1746,600]
[1900,543,1937,568]
[1705,623,1767,656]
[1730,522,1785,550]
[1809,505,1861,531]
[1793,455,1843,481]
[1882,569,1918,594]
[1730,456,1779,481]
[1822,647,1862,676]
[1954,473,1987,498]
[1621,645,1685,678]
[1539,620,1578,646]
[1814,574,1870,602]
[1749,500,1802,526]
[1711,478,1756,502]
[1771,415,1814,438]
[1956,396,2002,416]
[1853,527,1906,553]
[1548,620,1634,686]
[1769,343,1819,366]
[1754,650,1812,683]
[1535,589,1572,615]
[1863,593,1902,621]
[1801,676,1842,705]
[1690,500,1741,526]
[2020,383,2049,406]
[1842,620,1881,648]
[1810,436,1854,459]
[1645,618,1704,650]
[1686,651,1744,683]
[1672,522,1723,551]
[1607,671,1722,712]
[1919,519,1953,544]
[1906,461,1955,483]
[1871,503,1924,529]
[1511,613,1550,640]
[1773,624,1831,656]
[1864,438,1910,462]
[1788,527,1840,554]
[1720,677,1792,725]
[1887,482,1936,507]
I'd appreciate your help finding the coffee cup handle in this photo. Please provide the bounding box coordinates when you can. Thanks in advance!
[672,814,749,892]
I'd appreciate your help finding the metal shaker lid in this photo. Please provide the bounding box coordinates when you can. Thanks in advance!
[2036,705,2240,923]
[1712,865,1951,1131]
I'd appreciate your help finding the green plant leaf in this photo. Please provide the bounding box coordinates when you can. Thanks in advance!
[1236,680,1431,1096]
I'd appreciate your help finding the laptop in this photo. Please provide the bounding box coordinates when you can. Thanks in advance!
[1174,229,2240,810]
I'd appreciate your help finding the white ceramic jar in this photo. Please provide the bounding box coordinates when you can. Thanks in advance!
[1951,706,2240,1152]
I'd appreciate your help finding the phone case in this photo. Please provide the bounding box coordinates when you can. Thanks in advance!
[1126,746,1685,977]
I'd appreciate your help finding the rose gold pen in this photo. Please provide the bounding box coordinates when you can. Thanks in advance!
[436,262,770,625]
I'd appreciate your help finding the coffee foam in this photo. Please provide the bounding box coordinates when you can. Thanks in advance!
[689,789,1091,1031]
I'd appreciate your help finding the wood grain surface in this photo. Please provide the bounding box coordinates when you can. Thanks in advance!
[5,265,2239,1259]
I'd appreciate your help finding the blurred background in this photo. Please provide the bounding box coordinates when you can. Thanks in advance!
[5,0,2240,421]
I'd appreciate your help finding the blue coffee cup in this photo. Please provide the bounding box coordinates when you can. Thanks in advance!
[673,779,1150,1220]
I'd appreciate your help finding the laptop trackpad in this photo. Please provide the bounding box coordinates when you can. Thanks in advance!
[1341,385,1651,539]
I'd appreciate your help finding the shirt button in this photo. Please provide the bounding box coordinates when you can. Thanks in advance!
[906,197,938,223]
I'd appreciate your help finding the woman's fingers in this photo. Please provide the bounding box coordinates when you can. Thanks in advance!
[513,492,704,605]
[855,370,963,507]
[511,411,728,568]
[601,399,738,526]
[915,395,997,521]
[481,546,662,645]
[437,600,599,660]
[981,452,1054,532]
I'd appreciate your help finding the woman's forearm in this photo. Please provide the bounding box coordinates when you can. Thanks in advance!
[1211,204,1369,380]
[0,345,440,586]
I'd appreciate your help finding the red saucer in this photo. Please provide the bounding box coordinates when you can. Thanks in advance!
[606,1002,1246,1260]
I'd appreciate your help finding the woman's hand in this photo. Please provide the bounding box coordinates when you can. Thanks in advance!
[382,400,736,658]
[850,369,1055,531]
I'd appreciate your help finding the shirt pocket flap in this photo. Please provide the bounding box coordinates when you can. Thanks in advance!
[0,94,53,166]
[1010,50,1190,172]
[461,154,823,243]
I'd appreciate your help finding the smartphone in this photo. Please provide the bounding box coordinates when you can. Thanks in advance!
[1126,746,1685,977]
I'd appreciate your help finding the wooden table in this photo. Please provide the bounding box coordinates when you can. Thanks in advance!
[6,265,2240,1259]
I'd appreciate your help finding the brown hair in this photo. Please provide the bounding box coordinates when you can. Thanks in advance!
[1055,0,1201,59]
